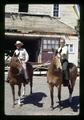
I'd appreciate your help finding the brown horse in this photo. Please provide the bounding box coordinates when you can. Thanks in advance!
[7,54,33,107]
[47,51,77,110]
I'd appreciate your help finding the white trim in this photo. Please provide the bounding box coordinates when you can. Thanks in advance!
[59,4,60,18]
[74,5,80,18]
[5,32,68,38]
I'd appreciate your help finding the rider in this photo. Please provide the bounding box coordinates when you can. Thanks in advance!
[6,40,29,84]
[14,41,29,84]
[58,37,69,86]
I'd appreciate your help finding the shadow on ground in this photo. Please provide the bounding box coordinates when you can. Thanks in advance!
[21,92,47,107]
[54,96,80,112]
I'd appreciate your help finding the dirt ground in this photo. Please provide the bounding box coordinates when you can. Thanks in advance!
[4,73,80,116]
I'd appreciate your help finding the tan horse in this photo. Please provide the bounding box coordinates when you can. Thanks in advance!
[47,51,77,110]
[7,54,33,107]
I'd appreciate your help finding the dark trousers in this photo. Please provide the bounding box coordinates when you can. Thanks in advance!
[61,59,69,84]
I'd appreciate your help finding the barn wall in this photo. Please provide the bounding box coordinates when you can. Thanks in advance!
[65,36,79,66]
[5,4,19,12]
[5,4,79,29]
[59,4,79,29]
[28,4,53,16]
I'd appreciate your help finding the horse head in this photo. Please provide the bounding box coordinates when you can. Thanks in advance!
[9,54,23,76]
[53,50,62,70]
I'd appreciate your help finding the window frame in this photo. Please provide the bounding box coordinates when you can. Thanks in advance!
[42,38,60,51]
[53,4,60,17]
[19,3,28,12]
[66,44,74,54]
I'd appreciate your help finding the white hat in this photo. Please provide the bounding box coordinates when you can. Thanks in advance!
[15,41,24,46]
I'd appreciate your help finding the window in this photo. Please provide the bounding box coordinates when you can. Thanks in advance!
[53,4,59,17]
[19,3,28,12]
[43,39,59,50]
[67,44,74,53]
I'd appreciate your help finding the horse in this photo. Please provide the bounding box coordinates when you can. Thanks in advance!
[7,54,33,107]
[47,51,77,110]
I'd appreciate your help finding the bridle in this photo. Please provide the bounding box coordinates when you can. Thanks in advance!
[10,56,23,76]
[54,53,62,70]
[16,57,23,76]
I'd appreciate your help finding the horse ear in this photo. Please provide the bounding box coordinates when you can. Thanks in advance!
[52,48,55,52]
[55,49,58,56]
[13,52,16,57]
[52,48,58,56]
[13,51,20,57]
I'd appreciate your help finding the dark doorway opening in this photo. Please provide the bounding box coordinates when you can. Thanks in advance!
[23,38,41,62]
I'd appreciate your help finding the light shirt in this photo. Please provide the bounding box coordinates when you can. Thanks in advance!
[14,48,29,62]
[58,45,68,60]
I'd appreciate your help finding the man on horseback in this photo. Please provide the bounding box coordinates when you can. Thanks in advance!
[58,37,69,86]
[14,41,29,84]
[6,40,29,84]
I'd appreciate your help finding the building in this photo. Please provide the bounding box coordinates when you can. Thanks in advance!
[5,4,80,66]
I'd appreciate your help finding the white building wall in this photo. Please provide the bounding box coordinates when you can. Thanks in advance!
[59,4,79,29]
[28,4,53,16]
[5,4,79,29]
[5,4,19,12]
[65,36,78,66]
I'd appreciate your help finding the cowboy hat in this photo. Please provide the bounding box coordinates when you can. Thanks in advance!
[15,41,24,46]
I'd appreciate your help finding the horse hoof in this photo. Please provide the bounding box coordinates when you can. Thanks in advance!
[22,94,25,98]
[12,104,15,108]
[59,106,62,111]
[18,103,23,107]
[69,97,72,103]
[50,106,54,111]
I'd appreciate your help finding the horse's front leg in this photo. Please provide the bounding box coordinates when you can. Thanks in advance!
[49,84,54,110]
[18,84,22,106]
[10,84,15,107]
[58,84,62,110]
[22,83,26,97]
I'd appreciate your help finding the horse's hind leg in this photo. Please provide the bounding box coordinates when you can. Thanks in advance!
[68,81,73,103]
[49,84,54,110]
[10,84,15,107]
[18,84,21,106]
[30,77,33,95]
[22,83,26,97]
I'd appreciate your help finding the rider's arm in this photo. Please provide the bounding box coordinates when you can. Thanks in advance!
[24,49,29,63]
[61,46,68,60]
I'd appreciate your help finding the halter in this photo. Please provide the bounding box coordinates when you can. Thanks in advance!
[15,57,23,76]
[54,53,62,70]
